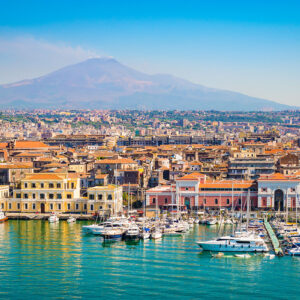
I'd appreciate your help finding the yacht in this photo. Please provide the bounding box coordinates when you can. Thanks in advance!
[101,223,126,240]
[197,233,269,252]
[0,210,8,222]
[125,224,140,239]
[48,213,59,223]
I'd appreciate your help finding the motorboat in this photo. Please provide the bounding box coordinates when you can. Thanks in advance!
[125,224,140,239]
[206,218,218,225]
[49,213,59,223]
[101,223,126,240]
[67,216,76,223]
[197,232,269,252]
[82,223,102,234]
[140,228,150,240]
[287,246,300,256]
[151,228,162,239]
[0,210,8,223]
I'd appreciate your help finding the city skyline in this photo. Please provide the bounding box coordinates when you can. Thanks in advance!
[0,0,300,106]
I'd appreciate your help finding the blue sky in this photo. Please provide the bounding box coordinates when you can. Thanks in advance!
[0,0,300,105]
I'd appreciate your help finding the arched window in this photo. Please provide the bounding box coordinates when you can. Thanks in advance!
[215,199,218,205]
[107,194,112,200]
[226,199,230,205]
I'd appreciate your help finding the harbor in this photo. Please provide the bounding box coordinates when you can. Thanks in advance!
[1,219,300,299]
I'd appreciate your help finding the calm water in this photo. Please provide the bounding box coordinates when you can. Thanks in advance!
[0,221,300,299]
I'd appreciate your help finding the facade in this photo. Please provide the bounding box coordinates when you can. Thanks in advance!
[146,173,257,211]
[0,185,10,211]
[257,173,300,211]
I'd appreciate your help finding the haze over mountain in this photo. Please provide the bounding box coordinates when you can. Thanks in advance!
[0,58,292,110]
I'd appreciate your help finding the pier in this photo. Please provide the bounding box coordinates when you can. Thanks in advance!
[6,213,94,221]
[264,218,284,256]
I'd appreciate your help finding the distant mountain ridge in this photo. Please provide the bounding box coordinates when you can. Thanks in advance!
[0,58,292,110]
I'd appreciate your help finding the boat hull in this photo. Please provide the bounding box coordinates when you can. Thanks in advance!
[197,242,267,252]
[0,216,8,223]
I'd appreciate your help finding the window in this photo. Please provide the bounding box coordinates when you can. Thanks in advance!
[71,183,74,189]
[107,194,112,200]
[40,194,45,199]
[226,199,230,205]
[99,206,102,210]
[76,204,79,210]
[1,203,4,209]
[67,203,71,210]
[49,183,54,188]
[24,183,28,188]
[57,203,61,210]
[16,193,21,199]
[57,194,62,199]
[32,203,36,210]
[32,183,36,188]
[49,194,54,199]
[238,199,241,205]
[215,199,218,205]
[90,204,94,211]
[50,203,53,210]
[32,193,36,199]
[41,183,44,188]
[89,194,94,200]
[152,198,156,204]
[24,203,28,210]
[67,194,72,199]
[8,203,12,209]
[17,203,20,210]
[98,194,103,200]
[203,199,206,204]
[24,193,28,199]
[108,205,111,209]
[57,183,61,188]
[165,198,168,204]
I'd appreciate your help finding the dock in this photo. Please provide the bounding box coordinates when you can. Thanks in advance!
[6,213,94,221]
[264,218,284,256]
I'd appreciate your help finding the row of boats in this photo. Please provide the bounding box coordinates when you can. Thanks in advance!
[82,216,195,240]
[48,213,76,223]
[271,219,300,256]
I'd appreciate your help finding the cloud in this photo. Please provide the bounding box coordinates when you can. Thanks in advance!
[0,36,101,84]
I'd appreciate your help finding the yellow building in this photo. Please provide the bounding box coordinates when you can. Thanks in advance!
[87,185,123,215]
[7,173,81,213]
[0,185,10,211]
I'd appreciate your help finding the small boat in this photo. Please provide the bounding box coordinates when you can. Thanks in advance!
[151,228,162,239]
[211,252,224,258]
[287,246,300,256]
[67,216,76,223]
[0,210,8,223]
[49,213,59,223]
[140,228,150,240]
[234,254,251,258]
[206,218,218,225]
[101,224,126,240]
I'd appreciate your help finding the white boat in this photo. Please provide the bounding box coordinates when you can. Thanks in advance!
[125,224,140,239]
[234,254,251,258]
[206,218,218,225]
[101,223,126,240]
[67,216,76,223]
[151,228,162,239]
[197,233,269,252]
[224,219,233,225]
[287,246,300,256]
[49,213,59,223]
[140,230,150,240]
[82,223,101,234]
[0,210,8,223]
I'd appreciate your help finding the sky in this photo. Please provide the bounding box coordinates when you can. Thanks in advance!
[0,0,299,106]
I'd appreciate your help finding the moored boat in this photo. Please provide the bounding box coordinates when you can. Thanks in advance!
[49,213,59,223]
[0,210,8,223]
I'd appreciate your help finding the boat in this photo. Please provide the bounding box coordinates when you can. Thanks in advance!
[206,218,218,225]
[151,227,162,239]
[287,246,300,256]
[140,228,150,240]
[82,223,102,234]
[197,233,269,252]
[49,213,59,223]
[67,216,76,223]
[101,223,126,240]
[0,210,8,223]
[234,254,251,258]
[125,224,140,239]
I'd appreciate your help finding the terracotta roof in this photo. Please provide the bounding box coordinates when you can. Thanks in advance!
[95,158,136,164]
[178,172,205,181]
[26,173,64,180]
[258,173,298,181]
[0,163,33,169]
[14,141,48,149]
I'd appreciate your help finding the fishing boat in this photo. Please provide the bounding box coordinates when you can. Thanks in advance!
[67,216,76,223]
[48,213,59,223]
[0,210,8,222]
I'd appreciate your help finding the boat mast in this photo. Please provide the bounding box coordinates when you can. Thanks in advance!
[286,187,289,224]
[128,182,130,217]
[246,189,250,232]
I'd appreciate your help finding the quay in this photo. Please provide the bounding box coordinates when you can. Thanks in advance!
[6,213,94,221]
[264,218,284,256]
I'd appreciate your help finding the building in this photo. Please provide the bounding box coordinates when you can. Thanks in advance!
[0,185,10,211]
[87,185,123,215]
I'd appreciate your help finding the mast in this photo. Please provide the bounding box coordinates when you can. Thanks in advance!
[286,187,289,224]
[128,182,130,217]
[246,189,250,232]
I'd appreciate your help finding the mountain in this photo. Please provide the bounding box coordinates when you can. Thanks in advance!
[0,58,292,110]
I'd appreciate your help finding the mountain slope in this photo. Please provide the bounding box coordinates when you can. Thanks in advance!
[0,58,291,110]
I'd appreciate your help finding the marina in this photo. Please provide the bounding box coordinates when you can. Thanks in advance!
[1,219,300,299]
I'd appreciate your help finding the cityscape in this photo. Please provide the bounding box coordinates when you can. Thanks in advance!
[1,1,300,299]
